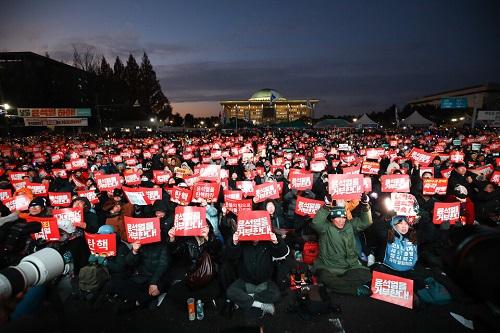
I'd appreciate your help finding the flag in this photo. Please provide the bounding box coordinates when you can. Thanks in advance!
[306,100,312,109]
[395,107,399,128]
[165,116,169,125]
[270,90,278,105]
[220,110,226,124]
[243,109,249,122]
[181,119,185,127]
[287,105,291,122]
[235,106,239,118]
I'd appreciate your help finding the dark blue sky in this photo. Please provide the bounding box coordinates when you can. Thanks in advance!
[1,0,499,117]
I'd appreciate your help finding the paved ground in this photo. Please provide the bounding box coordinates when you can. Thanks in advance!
[31,260,499,333]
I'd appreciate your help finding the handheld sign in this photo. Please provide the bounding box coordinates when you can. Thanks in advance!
[124,216,161,244]
[236,210,272,241]
[173,206,206,236]
[371,271,413,309]
[85,232,117,257]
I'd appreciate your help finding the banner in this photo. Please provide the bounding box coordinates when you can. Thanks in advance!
[236,210,272,241]
[124,216,161,244]
[224,198,253,215]
[192,182,220,202]
[289,173,313,190]
[328,174,363,200]
[26,216,60,241]
[173,206,206,236]
[422,179,448,195]
[17,108,91,117]
[85,232,116,256]
[295,196,323,217]
[52,207,84,228]
[381,174,410,192]
[433,202,460,224]
[371,271,413,309]
[23,118,89,126]
[253,182,280,203]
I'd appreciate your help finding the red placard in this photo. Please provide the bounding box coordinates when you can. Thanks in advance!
[363,177,372,193]
[309,160,326,172]
[433,202,460,224]
[3,196,30,212]
[224,199,253,215]
[153,170,171,184]
[123,171,142,185]
[236,210,272,241]
[173,206,206,236]
[380,174,410,193]
[95,174,121,191]
[48,192,72,207]
[253,182,280,203]
[192,182,220,202]
[26,182,49,197]
[224,190,243,201]
[52,168,68,178]
[85,232,116,256]
[124,216,161,244]
[408,148,433,167]
[490,171,500,184]
[422,179,448,195]
[449,151,465,164]
[440,167,453,179]
[328,174,363,200]
[391,193,419,217]
[8,171,27,182]
[289,173,313,190]
[197,165,221,182]
[26,216,60,241]
[365,148,386,160]
[70,158,88,170]
[225,156,239,166]
[52,207,84,228]
[236,181,256,196]
[77,190,99,204]
[295,196,323,217]
[361,161,380,175]
[170,186,193,206]
[0,189,12,201]
[342,165,361,174]
[371,271,413,309]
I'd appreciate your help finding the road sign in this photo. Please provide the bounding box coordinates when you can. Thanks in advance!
[440,97,468,109]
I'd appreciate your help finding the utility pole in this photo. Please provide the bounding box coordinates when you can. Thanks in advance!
[471,94,478,129]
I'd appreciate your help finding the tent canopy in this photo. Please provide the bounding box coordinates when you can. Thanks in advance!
[273,120,310,128]
[401,111,435,126]
[313,118,353,128]
[355,114,378,128]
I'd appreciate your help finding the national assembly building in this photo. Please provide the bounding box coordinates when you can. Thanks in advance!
[219,88,318,126]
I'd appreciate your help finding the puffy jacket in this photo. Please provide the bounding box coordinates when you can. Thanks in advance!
[312,205,372,275]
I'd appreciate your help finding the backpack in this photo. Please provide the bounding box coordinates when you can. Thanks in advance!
[78,264,110,293]
[416,276,452,306]
[302,241,319,265]
[287,285,333,321]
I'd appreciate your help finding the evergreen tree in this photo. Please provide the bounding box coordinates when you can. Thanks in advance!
[139,52,172,121]
[113,56,125,82]
[124,54,140,108]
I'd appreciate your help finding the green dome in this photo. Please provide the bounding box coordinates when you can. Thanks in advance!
[249,88,285,101]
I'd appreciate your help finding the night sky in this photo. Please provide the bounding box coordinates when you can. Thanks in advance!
[1,0,499,118]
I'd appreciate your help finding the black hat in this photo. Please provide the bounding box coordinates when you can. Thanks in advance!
[113,188,124,197]
[152,200,168,212]
[29,197,46,208]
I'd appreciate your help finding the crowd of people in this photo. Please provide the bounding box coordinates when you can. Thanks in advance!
[0,125,499,328]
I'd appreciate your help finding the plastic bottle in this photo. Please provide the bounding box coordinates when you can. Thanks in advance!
[196,300,204,320]
[225,299,233,319]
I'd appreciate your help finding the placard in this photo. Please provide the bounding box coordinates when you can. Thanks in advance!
[236,210,272,241]
[371,271,413,309]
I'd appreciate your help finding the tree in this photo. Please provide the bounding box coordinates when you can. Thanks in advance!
[184,113,195,128]
[124,54,140,105]
[113,56,125,82]
[139,52,172,120]
[72,45,99,74]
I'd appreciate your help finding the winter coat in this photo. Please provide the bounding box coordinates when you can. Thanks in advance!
[311,205,372,275]
[224,237,288,285]
[126,242,171,286]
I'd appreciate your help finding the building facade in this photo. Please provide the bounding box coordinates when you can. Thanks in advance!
[407,83,500,110]
[219,88,318,126]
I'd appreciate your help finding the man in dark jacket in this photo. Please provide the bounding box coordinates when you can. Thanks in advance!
[224,231,288,316]
[72,197,100,234]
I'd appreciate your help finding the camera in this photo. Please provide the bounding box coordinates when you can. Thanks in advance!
[0,248,64,298]
[0,221,45,269]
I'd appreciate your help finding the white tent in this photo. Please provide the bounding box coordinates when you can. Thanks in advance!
[354,114,378,128]
[401,111,435,127]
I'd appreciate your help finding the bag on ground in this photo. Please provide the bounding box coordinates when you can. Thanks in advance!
[78,263,110,293]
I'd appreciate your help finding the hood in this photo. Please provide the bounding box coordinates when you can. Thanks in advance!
[72,196,92,213]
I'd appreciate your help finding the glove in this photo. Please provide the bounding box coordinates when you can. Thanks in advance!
[440,220,450,231]
[324,194,334,207]
[361,193,369,204]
